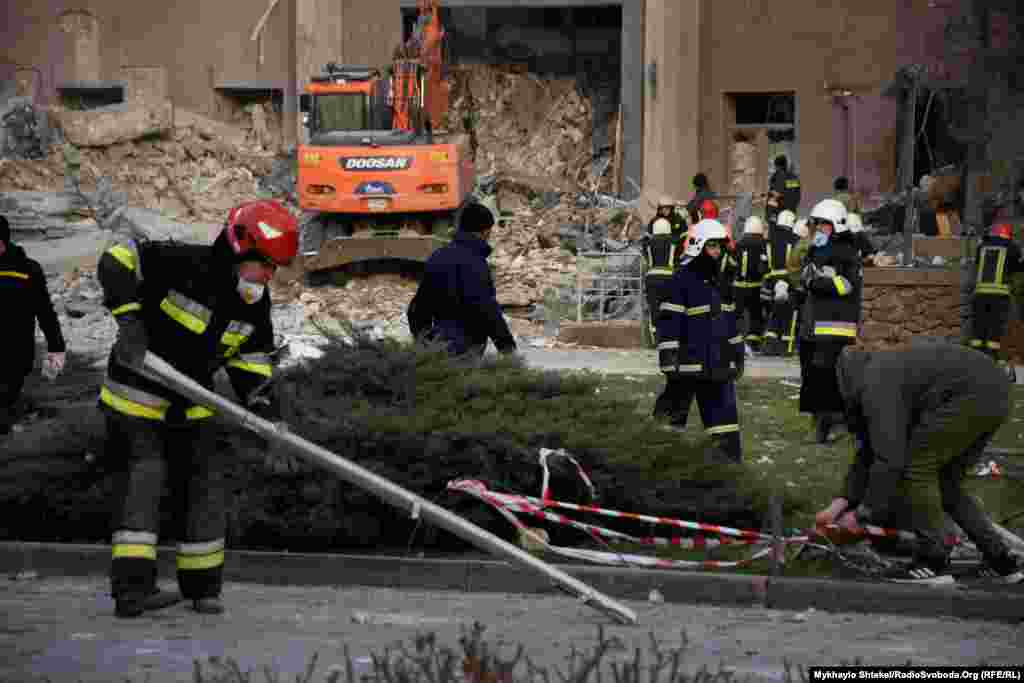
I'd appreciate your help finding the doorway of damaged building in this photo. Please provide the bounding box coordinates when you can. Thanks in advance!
[213,83,286,153]
[725,92,797,210]
[399,2,624,182]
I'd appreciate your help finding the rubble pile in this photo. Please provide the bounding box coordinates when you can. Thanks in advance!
[0,108,281,224]
[448,64,617,193]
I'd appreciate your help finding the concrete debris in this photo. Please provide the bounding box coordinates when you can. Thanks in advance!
[1,100,50,160]
[51,100,174,148]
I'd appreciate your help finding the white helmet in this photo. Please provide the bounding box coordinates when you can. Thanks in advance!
[809,198,849,233]
[743,215,765,235]
[652,217,672,235]
[776,210,797,229]
[795,218,809,239]
[684,219,728,258]
[846,212,863,233]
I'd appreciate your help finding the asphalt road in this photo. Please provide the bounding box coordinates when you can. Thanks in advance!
[2,576,1022,683]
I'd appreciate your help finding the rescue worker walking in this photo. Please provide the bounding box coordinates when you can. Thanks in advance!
[967,223,1021,370]
[643,218,678,342]
[733,216,769,353]
[0,215,67,435]
[817,343,1024,585]
[98,200,298,618]
[762,210,801,356]
[408,201,517,358]
[766,156,801,224]
[797,199,862,444]
[653,219,744,464]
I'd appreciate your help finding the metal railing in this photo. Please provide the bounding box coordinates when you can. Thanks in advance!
[572,246,644,323]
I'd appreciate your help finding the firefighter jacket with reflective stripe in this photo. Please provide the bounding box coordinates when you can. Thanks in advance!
[798,237,861,341]
[765,227,800,282]
[97,239,276,421]
[644,235,677,276]
[656,255,742,381]
[0,243,66,377]
[733,235,768,288]
[769,170,802,211]
[973,236,1022,297]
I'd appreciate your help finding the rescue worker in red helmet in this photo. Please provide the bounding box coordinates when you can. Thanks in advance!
[97,199,298,618]
[967,223,1022,374]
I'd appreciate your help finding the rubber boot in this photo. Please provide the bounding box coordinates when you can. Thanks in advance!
[814,414,831,444]
[115,589,183,618]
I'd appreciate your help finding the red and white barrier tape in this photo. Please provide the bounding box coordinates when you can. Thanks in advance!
[446,449,976,572]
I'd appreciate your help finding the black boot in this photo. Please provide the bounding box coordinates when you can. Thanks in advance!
[115,588,183,618]
[191,597,225,614]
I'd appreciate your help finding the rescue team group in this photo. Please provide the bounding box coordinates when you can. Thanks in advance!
[0,157,1020,619]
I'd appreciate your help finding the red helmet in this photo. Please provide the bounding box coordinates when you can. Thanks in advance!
[224,200,299,267]
[700,199,719,220]
[990,223,1013,240]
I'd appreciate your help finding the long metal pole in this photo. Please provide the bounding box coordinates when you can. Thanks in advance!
[141,353,638,625]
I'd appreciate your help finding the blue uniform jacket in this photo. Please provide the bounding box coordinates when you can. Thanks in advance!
[656,259,743,382]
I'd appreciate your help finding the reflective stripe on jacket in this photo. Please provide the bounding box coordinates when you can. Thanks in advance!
[97,239,276,421]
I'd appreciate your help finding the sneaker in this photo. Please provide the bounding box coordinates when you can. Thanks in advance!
[958,557,1024,585]
[881,563,955,586]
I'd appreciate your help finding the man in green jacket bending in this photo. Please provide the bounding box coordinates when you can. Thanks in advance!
[816,343,1022,585]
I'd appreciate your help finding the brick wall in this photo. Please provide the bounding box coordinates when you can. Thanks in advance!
[859,268,962,348]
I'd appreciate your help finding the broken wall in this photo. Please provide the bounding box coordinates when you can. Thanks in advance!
[679,0,960,212]
[340,0,402,69]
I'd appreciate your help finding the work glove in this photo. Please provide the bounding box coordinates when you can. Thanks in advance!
[800,264,819,286]
[759,280,774,303]
[42,352,66,381]
[246,390,303,475]
[820,265,837,278]
[774,280,789,302]
[113,314,148,369]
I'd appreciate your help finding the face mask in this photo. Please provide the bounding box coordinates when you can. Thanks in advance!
[812,232,829,247]
[237,278,266,305]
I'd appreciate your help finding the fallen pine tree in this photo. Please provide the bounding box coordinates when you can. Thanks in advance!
[0,335,760,552]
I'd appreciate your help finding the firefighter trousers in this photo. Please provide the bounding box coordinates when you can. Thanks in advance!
[107,413,227,602]
[734,288,765,348]
[763,284,798,354]
[969,294,1011,358]
[653,373,742,462]
[890,387,1013,569]
[798,338,849,415]
[0,371,27,433]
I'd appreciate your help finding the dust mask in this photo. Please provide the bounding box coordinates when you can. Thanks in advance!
[812,232,829,248]
[237,278,266,305]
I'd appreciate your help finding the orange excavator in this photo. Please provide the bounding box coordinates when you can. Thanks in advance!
[297,0,475,276]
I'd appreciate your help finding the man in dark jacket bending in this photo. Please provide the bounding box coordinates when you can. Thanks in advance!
[816,343,1023,585]
[408,202,517,358]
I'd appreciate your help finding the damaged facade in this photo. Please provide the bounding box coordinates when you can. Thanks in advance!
[7,1,1018,218]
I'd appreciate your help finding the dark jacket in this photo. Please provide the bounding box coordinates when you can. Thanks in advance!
[769,169,802,212]
[1,243,66,377]
[733,234,768,289]
[836,344,1011,518]
[408,232,516,356]
[97,236,276,421]
[765,226,800,281]
[799,234,862,341]
[644,234,678,276]
[656,253,742,382]
[973,236,1022,296]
